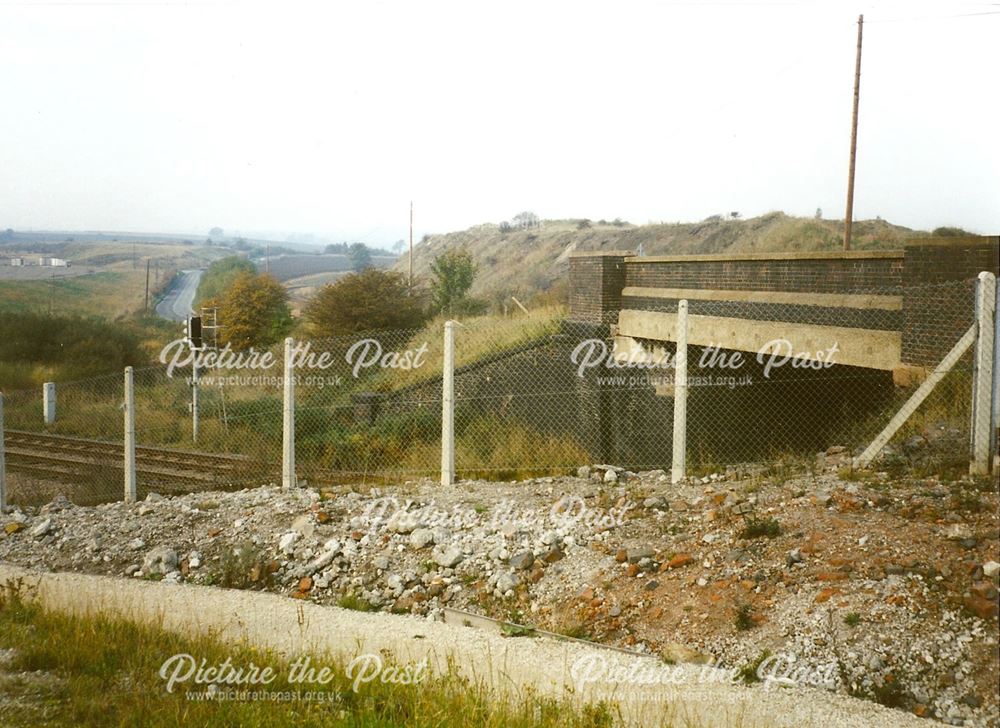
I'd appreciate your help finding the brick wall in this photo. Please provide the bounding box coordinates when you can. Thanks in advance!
[568,252,630,323]
[625,254,904,294]
[901,237,999,366]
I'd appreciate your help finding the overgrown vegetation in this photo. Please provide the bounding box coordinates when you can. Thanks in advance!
[208,270,292,350]
[194,255,256,306]
[0,311,147,389]
[430,247,486,316]
[303,269,428,337]
[0,584,619,728]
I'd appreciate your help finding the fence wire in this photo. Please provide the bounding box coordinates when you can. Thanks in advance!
[0,277,991,506]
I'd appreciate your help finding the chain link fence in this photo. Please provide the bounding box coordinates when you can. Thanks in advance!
[1,277,994,507]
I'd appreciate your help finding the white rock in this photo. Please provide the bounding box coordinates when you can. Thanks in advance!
[278,531,299,555]
[409,528,435,550]
[142,546,178,576]
[30,518,53,538]
[433,545,463,568]
[945,524,972,541]
[291,514,315,539]
[982,561,1000,580]
[496,572,519,593]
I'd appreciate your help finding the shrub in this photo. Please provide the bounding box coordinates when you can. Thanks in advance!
[304,269,428,337]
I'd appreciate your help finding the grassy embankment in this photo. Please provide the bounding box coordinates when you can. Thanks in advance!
[0,584,619,728]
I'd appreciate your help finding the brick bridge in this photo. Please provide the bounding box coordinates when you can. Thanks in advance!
[569,237,999,381]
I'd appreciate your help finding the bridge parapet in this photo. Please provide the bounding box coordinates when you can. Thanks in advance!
[569,237,998,371]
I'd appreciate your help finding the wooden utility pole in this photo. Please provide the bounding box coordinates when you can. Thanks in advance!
[144,259,150,312]
[843,14,864,251]
[408,200,414,290]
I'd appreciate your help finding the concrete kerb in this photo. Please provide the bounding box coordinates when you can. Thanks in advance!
[0,564,943,728]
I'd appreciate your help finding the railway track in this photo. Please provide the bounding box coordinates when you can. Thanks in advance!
[3,429,270,492]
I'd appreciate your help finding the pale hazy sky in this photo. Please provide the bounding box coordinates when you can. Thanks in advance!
[1,0,998,245]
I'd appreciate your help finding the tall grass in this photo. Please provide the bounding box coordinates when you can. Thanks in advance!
[0,584,620,728]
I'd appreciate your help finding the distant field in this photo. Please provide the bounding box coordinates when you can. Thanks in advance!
[0,270,150,318]
[283,270,351,314]
[0,242,226,319]
[266,253,396,282]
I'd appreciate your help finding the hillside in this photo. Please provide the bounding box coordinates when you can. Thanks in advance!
[395,212,934,302]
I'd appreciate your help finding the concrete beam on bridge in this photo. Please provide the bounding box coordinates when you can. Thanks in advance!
[615,310,902,371]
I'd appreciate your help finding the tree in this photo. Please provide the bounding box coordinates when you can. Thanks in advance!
[196,256,256,306]
[512,211,539,230]
[324,242,348,255]
[815,208,823,220]
[932,226,971,237]
[216,271,292,350]
[304,269,427,336]
[209,227,224,238]
[392,239,406,254]
[348,242,373,271]
[430,248,478,315]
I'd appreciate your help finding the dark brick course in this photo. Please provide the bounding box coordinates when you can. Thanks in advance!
[625,257,904,294]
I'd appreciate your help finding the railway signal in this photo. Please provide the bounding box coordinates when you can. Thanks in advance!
[184,315,203,351]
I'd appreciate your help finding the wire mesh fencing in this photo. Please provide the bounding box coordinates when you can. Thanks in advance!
[0,276,993,508]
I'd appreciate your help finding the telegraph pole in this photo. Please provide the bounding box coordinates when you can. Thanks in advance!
[843,14,864,251]
[144,259,150,312]
[408,200,414,290]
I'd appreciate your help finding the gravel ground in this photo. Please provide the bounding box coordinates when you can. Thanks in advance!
[1,450,997,726]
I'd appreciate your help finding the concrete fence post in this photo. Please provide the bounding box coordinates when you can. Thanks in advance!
[43,382,55,424]
[970,271,997,475]
[441,320,456,486]
[0,392,7,511]
[282,337,296,488]
[124,367,137,503]
[671,300,689,484]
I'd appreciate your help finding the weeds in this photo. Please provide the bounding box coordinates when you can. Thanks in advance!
[739,516,782,540]
[336,592,375,612]
[738,650,771,684]
[216,541,276,590]
[843,612,862,627]
[734,603,756,631]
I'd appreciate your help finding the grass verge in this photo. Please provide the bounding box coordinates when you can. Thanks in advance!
[0,582,618,727]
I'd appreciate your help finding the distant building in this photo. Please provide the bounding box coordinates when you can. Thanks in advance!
[10,257,23,266]
[38,257,69,267]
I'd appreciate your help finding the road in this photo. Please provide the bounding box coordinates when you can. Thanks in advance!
[155,269,202,321]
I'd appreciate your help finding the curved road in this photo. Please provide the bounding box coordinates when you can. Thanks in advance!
[155,269,202,321]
